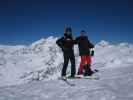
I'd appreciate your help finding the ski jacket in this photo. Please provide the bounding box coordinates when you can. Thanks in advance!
[75,36,94,56]
[56,35,75,56]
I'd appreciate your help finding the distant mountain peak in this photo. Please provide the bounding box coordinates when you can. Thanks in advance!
[97,40,109,47]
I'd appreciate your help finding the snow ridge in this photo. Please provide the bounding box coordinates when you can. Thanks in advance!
[0,36,133,87]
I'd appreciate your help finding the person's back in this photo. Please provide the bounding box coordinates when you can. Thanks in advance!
[56,31,75,56]
[56,27,76,78]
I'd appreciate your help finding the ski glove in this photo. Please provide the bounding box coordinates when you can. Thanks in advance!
[90,48,94,56]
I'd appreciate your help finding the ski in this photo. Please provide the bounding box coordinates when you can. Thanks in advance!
[66,76,99,80]
[74,76,99,80]
[66,69,100,80]
[58,77,75,86]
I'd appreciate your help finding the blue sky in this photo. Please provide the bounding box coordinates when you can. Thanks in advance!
[0,0,133,45]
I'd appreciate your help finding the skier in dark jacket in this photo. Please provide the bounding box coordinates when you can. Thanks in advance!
[56,27,76,78]
[75,30,94,76]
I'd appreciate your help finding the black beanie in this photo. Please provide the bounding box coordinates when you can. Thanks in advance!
[65,27,72,33]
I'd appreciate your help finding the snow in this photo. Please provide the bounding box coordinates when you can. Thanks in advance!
[0,37,133,100]
[0,64,133,100]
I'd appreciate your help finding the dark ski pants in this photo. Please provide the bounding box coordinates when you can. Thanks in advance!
[62,55,76,77]
[84,64,93,76]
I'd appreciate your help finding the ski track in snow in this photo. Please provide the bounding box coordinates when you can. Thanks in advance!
[0,37,133,100]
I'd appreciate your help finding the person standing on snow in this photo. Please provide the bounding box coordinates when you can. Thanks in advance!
[56,27,76,78]
[75,30,94,76]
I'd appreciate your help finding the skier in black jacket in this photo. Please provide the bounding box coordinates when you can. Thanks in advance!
[75,30,94,76]
[56,27,76,78]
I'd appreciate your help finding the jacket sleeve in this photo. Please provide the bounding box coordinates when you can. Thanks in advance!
[86,36,94,48]
[56,37,64,48]
[73,37,78,44]
[84,36,94,48]
[88,40,95,56]
[88,41,94,48]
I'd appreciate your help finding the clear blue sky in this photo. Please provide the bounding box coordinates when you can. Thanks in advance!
[0,0,133,45]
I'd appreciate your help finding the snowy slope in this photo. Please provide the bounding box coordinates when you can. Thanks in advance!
[0,36,64,86]
[0,37,133,87]
[0,64,133,100]
[0,36,133,100]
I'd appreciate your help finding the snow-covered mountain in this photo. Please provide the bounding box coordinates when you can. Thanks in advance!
[0,36,133,100]
[0,36,63,86]
[0,36,133,87]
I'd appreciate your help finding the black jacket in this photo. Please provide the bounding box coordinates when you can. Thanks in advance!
[75,36,94,56]
[56,35,75,56]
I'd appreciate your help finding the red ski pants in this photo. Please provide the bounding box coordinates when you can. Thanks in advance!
[78,55,92,74]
